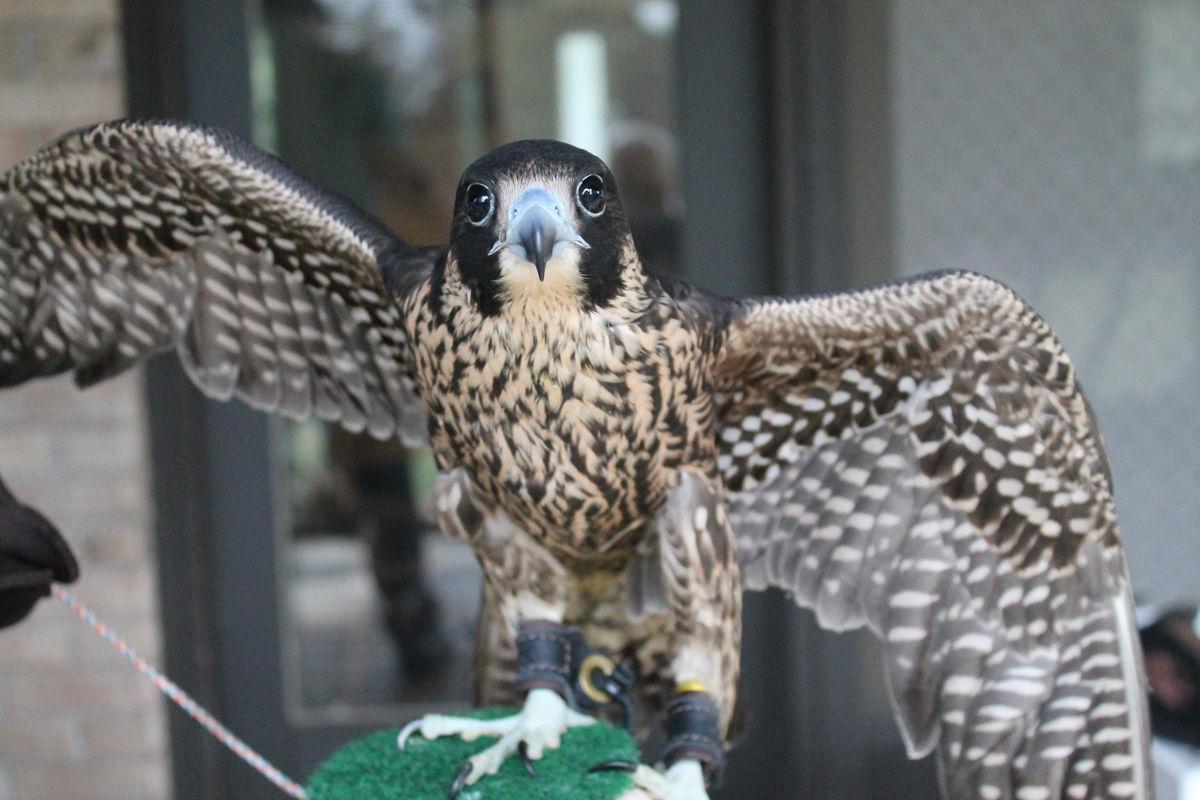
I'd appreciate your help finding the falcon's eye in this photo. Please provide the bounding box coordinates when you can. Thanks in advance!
[465,183,495,226]
[576,174,606,217]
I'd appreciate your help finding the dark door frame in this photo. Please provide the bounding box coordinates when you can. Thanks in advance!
[680,4,922,798]
[122,3,291,799]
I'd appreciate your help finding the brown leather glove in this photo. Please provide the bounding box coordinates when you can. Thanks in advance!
[0,476,78,628]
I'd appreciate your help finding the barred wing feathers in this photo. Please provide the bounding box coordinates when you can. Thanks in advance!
[0,119,436,443]
[706,271,1149,800]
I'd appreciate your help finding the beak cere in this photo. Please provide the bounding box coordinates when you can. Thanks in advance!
[490,184,589,282]
[515,204,558,282]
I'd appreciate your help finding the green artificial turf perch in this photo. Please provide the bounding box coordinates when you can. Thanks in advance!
[306,709,639,800]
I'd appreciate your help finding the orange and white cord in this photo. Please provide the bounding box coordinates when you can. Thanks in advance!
[52,585,308,799]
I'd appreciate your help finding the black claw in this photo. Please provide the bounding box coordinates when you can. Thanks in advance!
[587,759,639,774]
[517,740,537,778]
[448,761,472,799]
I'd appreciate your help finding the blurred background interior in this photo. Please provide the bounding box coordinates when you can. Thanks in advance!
[0,1,1198,798]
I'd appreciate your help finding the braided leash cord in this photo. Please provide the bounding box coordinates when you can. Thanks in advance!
[52,586,309,799]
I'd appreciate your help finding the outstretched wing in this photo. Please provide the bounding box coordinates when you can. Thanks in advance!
[0,119,440,443]
[701,271,1149,799]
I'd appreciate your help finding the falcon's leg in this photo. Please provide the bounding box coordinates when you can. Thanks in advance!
[613,761,707,800]
[601,469,742,800]
[398,468,586,792]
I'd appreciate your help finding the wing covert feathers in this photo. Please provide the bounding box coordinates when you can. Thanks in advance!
[0,118,432,443]
[707,271,1149,799]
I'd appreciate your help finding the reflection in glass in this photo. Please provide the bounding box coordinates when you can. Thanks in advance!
[251,0,681,722]
[891,0,1200,606]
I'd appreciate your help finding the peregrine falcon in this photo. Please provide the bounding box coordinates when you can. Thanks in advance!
[0,120,1150,800]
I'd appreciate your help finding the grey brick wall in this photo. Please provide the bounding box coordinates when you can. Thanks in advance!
[0,1,170,798]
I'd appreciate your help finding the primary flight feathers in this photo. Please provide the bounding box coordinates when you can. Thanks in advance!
[0,119,435,442]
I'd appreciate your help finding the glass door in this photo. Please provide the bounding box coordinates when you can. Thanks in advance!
[134,3,943,798]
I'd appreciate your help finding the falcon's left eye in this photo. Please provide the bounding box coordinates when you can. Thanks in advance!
[576,174,606,217]
[465,183,495,226]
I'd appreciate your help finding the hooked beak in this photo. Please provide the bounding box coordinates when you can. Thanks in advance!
[488,185,588,281]
[517,204,557,281]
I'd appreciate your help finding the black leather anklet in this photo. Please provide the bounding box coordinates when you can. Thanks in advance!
[514,620,636,729]
[663,689,725,785]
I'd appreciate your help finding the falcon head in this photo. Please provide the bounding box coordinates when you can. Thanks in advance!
[448,140,634,315]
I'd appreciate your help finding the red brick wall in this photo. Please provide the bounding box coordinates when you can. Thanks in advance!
[0,2,170,798]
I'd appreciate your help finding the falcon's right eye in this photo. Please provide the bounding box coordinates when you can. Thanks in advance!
[465,183,495,226]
